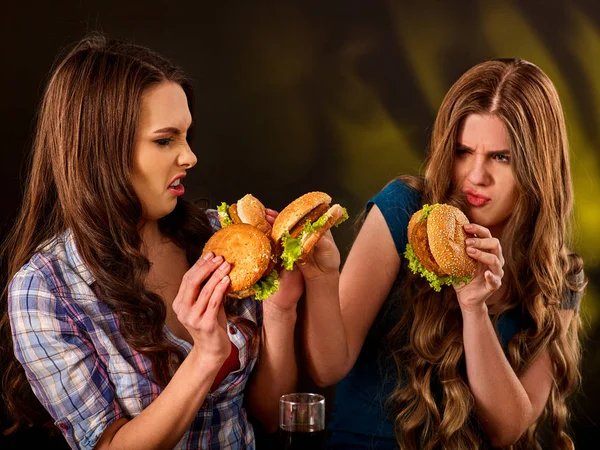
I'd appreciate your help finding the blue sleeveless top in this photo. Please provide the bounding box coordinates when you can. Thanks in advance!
[327,180,582,449]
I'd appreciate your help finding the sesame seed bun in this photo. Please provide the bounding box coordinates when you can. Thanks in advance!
[202,223,272,297]
[298,204,346,261]
[237,194,271,234]
[271,192,348,269]
[408,204,476,279]
[271,192,333,244]
[427,204,476,278]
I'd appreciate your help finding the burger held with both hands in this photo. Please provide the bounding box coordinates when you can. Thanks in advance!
[203,192,348,301]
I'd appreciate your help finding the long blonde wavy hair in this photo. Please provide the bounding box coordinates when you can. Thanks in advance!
[386,59,586,449]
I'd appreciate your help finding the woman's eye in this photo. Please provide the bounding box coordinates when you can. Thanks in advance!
[155,138,174,146]
[493,153,510,162]
[455,147,470,155]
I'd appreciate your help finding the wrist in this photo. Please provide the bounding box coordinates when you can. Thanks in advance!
[262,300,298,323]
[187,345,229,373]
[460,301,489,318]
[304,269,339,287]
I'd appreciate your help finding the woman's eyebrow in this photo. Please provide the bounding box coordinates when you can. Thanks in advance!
[456,143,510,154]
[152,127,182,134]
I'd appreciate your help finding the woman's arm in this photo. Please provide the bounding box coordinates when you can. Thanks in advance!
[457,223,573,447]
[245,210,304,432]
[245,271,303,432]
[300,205,401,386]
[462,306,573,448]
[96,254,234,449]
[95,345,227,449]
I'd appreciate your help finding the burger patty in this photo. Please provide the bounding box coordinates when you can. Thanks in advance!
[229,204,242,224]
[412,217,445,276]
[288,203,331,238]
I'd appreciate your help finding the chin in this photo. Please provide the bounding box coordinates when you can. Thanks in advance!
[163,206,178,218]
[150,205,178,222]
[467,210,494,229]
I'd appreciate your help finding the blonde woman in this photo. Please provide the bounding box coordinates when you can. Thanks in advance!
[299,59,586,449]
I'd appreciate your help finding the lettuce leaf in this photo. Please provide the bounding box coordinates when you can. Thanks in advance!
[252,270,280,301]
[302,214,328,234]
[336,207,349,226]
[418,203,439,222]
[281,206,349,271]
[403,243,472,292]
[281,232,303,270]
[217,202,233,227]
[302,206,350,235]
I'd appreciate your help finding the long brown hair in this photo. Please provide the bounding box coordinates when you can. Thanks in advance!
[0,33,257,433]
[386,59,586,449]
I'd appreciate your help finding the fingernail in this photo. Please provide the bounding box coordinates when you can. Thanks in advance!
[464,224,473,229]
[212,255,223,263]
[219,261,229,271]
[221,275,230,283]
[465,239,475,246]
[203,252,214,260]
[467,247,476,254]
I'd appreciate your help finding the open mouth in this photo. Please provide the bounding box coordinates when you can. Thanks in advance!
[168,178,185,196]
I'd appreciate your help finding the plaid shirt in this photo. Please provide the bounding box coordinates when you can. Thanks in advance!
[8,211,262,449]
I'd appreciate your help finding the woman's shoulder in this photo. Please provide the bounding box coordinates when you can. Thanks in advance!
[368,179,421,209]
[9,231,95,306]
[365,178,422,255]
[9,247,67,320]
[11,235,67,285]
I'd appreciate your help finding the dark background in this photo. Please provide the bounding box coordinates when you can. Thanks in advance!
[2,1,599,448]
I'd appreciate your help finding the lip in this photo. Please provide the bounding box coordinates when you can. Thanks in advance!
[169,174,186,187]
[463,188,491,207]
[168,174,186,197]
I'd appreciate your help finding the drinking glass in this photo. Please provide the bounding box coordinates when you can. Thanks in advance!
[278,393,326,450]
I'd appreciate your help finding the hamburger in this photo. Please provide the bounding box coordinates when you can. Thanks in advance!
[271,192,348,270]
[404,203,476,292]
[217,194,272,235]
[202,223,279,300]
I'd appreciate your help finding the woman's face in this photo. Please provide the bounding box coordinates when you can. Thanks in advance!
[452,114,518,236]
[132,81,196,221]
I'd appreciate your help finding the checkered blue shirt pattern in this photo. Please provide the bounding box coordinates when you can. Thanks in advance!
[8,210,262,449]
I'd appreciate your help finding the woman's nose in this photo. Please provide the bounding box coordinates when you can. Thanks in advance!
[178,143,197,169]
[466,156,491,185]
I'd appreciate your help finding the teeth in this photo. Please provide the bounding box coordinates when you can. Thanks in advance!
[171,179,181,187]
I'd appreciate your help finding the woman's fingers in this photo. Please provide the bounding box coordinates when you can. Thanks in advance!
[191,260,231,319]
[466,246,504,278]
[464,223,492,239]
[173,253,223,315]
[484,270,502,291]
[200,275,230,324]
[464,223,505,270]
[465,236,504,266]
[265,208,279,225]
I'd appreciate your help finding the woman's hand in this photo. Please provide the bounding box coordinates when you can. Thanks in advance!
[264,268,304,313]
[172,253,232,365]
[265,208,278,226]
[454,223,505,313]
[296,230,341,282]
[265,207,341,281]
